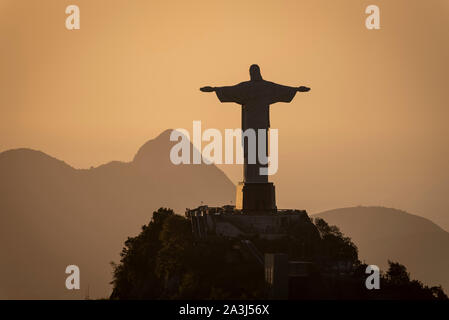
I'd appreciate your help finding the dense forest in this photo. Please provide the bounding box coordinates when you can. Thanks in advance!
[110,208,447,300]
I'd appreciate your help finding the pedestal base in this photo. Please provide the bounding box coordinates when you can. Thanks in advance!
[235,182,277,213]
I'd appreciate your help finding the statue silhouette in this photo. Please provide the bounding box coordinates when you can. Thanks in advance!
[200,64,310,185]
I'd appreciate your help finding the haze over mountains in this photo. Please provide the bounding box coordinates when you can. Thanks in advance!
[315,206,449,292]
[3,1,448,235]
[0,130,234,299]
[0,130,447,299]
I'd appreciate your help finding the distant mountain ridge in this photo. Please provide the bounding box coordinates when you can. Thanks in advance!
[0,130,235,299]
[1,135,447,299]
[314,206,449,292]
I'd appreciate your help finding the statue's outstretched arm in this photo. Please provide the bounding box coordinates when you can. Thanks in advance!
[297,86,311,92]
[200,86,216,92]
[200,84,245,104]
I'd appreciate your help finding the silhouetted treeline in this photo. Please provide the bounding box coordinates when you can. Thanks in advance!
[110,208,264,299]
[110,208,447,300]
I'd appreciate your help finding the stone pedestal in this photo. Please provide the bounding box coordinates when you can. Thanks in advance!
[235,182,277,213]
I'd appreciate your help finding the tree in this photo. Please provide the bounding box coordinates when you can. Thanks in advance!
[110,208,174,299]
[379,261,448,300]
[110,209,447,300]
[110,208,264,299]
[314,218,359,263]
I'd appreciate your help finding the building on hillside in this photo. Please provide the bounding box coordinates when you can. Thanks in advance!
[185,205,310,240]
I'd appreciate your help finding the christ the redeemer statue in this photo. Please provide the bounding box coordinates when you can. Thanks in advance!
[200,64,310,212]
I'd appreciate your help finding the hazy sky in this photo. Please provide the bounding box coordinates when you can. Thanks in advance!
[1,0,448,229]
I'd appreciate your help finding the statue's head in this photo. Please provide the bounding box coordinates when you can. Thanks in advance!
[249,64,263,81]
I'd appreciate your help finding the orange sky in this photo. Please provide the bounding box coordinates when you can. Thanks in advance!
[1,0,448,229]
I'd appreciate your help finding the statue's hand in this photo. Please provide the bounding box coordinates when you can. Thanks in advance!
[200,86,215,92]
[298,86,310,92]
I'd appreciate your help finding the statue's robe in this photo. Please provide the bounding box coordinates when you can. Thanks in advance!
[214,80,298,183]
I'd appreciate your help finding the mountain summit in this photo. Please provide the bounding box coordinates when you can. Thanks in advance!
[0,130,234,299]
[314,206,449,292]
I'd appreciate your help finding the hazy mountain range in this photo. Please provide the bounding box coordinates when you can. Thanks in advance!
[315,207,449,292]
[0,130,447,299]
[0,130,234,299]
